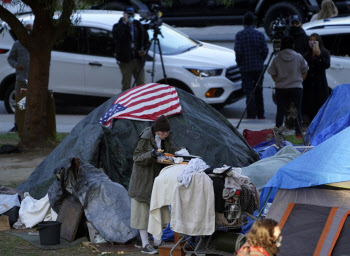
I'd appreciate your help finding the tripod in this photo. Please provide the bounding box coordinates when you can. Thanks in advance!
[236,51,277,129]
[132,25,167,88]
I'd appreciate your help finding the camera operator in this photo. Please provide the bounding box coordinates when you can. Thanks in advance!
[234,11,269,119]
[285,15,309,57]
[112,7,149,91]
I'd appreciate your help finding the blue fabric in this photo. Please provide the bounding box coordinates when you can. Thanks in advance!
[234,26,268,72]
[253,139,293,159]
[260,126,350,209]
[305,84,350,146]
[151,223,174,242]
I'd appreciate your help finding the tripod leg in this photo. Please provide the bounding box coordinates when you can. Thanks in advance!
[236,51,276,129]
[156,38,168,84]
[131,38,154,88]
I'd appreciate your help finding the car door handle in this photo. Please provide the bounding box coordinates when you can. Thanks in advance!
[332,64,344,70]
[146,70,153,73]
[89,62,102,67]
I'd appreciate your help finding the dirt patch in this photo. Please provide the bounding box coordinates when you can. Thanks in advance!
[0,147,52,187]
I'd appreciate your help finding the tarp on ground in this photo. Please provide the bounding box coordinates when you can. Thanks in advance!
[305,84,350,146]
[242,145,301,192]
[18,87,259,199]
[48,157,138,243]
[260,126,350,208]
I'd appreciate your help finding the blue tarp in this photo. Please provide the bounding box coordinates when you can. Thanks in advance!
[260,126,350,209]
[306,84,350,146]
[253,139,293,159]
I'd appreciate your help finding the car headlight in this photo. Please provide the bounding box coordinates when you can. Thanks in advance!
[186,68,223,77]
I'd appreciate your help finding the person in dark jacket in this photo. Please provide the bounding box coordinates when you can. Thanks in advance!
[112,7,149,91]
[234,11,269,119]
[128,115,176,254]
[302,33,331,124]
[236,218,281,256]
[286,15,309,57]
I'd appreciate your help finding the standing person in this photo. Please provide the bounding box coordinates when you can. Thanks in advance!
[234,11,269,119]
[112,7,149,91]
[267,36,309,137]
[128,115,175,254]
[7,23,32,132]
[236,218,282,256]
[286,15,309,57]
[302,33,331,124]
[310,0,338,22]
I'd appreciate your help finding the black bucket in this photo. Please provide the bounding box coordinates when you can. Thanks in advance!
[37,221,62,245]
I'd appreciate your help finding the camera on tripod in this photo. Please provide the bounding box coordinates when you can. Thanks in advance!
[270,18,288,52]
[139,4,163,30]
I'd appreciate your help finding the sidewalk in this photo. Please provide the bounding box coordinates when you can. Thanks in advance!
[0,113,275,134]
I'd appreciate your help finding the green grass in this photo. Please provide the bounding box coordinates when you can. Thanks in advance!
[284,135,304,145]
[0,133,69,144]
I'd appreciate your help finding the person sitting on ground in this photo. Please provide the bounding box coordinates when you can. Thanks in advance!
[267,36,309,138]
[236,218,282,256]
[310,0,338,22]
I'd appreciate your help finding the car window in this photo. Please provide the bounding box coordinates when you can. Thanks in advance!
[322,33,350,57]
[53,27,84,54]
[147,24,198,55]
[87,27,114,57]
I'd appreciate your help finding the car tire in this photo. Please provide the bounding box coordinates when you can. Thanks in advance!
[264,2,302,38]
[4,82,16,114]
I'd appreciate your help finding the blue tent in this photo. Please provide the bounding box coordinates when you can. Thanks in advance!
[306,84,350,146]
[260,126,350,208]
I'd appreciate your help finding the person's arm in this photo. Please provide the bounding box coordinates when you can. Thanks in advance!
[317,49,331,69]
[261,33,269,60]
[133,138,157,166]
[7,42,19,69]
[234,33,242,65]
[302,72,307,80]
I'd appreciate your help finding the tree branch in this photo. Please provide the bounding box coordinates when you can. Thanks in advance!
[54,0,75,39]
[0,5,30,46]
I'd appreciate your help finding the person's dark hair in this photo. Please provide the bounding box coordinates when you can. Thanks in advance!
[153,115,170,132]
[243,11,256,26]
[246,218,279,248]
[309,33,325,49]
[280,36,295,50]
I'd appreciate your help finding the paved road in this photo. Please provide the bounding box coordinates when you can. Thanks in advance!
[0,25,277,133]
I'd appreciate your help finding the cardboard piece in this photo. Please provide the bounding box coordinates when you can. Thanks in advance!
[57,200,83,242]
[0,215,11,231]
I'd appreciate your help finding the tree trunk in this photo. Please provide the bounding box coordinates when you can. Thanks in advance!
[21,45,54,147]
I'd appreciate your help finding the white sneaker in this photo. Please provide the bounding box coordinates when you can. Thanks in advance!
[141,244,158,254]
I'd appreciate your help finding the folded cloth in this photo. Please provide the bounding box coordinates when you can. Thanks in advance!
[148,164,187,240]
[177,158,209,188]
[171,172,215,236]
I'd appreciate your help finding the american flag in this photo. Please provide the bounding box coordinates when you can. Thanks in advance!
[99,83,182,127]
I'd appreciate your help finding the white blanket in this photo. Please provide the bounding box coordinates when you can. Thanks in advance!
[148,164,187,240]
[19,193,57,228]
[171,172,215,236]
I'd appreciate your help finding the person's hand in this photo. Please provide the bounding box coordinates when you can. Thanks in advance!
[138,50,145,57]
[151,149,162,158]
[122,13,128,23]
[313,41,321,56]
[16,64,24,70]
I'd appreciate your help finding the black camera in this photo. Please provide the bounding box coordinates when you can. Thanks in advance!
[271,18,288,52]
[139,4,163,30]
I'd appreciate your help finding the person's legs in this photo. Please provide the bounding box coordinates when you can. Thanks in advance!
[119,61,133,91]
[11,80,27,132]
[252,70,265,119]
[275,89,287,127]
[130,198,157,254]
[133,59,145,87]
[290,88,303,135]
[241,72,257,118]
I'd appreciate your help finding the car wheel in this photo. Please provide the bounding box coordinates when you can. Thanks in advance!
[4,82,16,114]
[264,2,302,38]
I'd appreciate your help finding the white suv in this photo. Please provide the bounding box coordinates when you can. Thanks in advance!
[0,10,243,113]
[303,17,350,89]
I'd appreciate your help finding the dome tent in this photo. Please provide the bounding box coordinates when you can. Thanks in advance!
[18,86,258,199]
